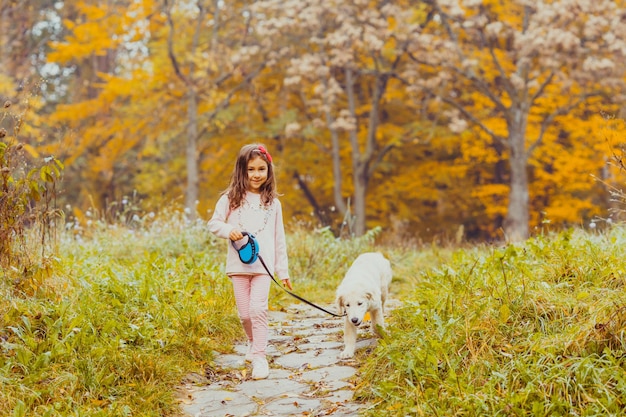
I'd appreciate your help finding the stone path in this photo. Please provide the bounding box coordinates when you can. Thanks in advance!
[177,303,382,417]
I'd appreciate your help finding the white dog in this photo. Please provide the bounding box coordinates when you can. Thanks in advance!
[335,252,392,359]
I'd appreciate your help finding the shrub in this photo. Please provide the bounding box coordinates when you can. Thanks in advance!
[0,98,63,284]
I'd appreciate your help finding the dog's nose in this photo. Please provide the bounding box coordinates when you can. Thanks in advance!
[351,317,359,324]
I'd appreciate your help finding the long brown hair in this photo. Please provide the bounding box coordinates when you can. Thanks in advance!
[225,143,277,209]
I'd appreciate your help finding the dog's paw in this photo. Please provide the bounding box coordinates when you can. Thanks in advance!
[339,350,354,359]
[372,323,386,336]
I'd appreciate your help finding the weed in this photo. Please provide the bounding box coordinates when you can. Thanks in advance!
[0,90,63,288]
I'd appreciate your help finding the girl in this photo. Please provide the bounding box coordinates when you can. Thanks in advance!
[207,143,292,380]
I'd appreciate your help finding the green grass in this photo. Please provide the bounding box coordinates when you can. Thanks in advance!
[1,213,241,416]
[0,212,420,416]
[358,228,626,416]
[3,214,626,416]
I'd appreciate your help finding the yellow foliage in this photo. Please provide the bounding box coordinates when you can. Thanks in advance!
[543,198,598,224]
[22,144,40,158]
[27,0,626,240]
[472,184,509,217]
[47,1,152,63]
[0,74,15,94]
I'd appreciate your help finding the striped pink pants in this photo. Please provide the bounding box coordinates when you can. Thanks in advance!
[230,274,271,359]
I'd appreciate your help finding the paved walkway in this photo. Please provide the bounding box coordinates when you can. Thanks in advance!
[177,303,381,417]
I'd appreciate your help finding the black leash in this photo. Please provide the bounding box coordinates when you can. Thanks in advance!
[257,255,345,318]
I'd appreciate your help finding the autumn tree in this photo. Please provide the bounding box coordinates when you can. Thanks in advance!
[162,0,272,220]
[44,0,276,220]
[405,0,626,241]
[0,0,53,85]
[251,0,427,236]
[44,0,151,218]
[0,0,62,152]
[23,0,626,240]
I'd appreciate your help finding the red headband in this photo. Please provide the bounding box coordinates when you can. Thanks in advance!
[258,145,272,163]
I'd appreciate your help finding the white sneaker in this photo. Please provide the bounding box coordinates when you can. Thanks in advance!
[251,357,269,380]
[245,345,253,363]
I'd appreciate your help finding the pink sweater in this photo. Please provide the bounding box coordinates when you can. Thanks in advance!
[207,191,290,280]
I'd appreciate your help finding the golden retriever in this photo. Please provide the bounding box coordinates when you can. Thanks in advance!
[335,252,392,359]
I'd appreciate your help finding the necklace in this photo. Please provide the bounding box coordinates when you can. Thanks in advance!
[238,197,272,236]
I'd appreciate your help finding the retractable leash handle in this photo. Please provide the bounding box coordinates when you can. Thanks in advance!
[231,231,258,264]
[232,231,345,318]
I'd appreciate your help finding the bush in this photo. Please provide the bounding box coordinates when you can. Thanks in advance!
[0,99,63,282]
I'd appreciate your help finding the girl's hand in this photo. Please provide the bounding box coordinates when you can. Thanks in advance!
[229,229,244,241]
[282,278,293,291]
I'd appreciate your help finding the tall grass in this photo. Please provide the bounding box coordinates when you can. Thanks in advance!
[0,211,421,416]
[358,227,626,416]
[1,211,241,416]
[5,207,626,416]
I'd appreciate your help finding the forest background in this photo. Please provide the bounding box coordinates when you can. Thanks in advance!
[2,0,626,243]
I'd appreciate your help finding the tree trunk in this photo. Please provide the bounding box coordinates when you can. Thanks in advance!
[0,5,8,71]
[323,77,347,216]
[353,167,367,236]
[293,170,330,226]
[504,109,529,242]
[180,0,207,221]
[345,69,386,237]
[186,90,199,220]
[345,68,364,236]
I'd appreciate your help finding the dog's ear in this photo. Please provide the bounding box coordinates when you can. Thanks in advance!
[365,291,373,300]
[336,295,345,314]
[336,295,344,308]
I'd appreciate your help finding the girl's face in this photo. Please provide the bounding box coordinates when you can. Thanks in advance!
[247,156,268,193]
